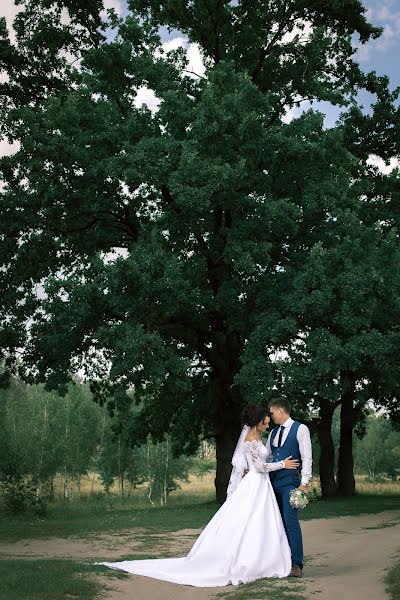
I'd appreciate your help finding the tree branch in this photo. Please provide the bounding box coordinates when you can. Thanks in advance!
[251,1,291,81]
[202,0,221,63]
[160,184,211,258]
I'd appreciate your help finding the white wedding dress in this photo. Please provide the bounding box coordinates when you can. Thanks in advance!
[97,439,292,587]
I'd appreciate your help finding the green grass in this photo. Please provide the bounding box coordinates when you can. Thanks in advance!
[0,499,219,542]
[1,493,399,600]
[1,493,399,543]
[299,494,400,521]
[384,559,400,600]
[214,577,306,600]
[0,559,126,600]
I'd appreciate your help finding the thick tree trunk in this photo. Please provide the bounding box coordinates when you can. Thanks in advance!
[205,219,245,503]
[337,375,356,496]
[317,399,338,498]
[163,438,169,506]
[64,466,69,500]
[215,424,240,504]
[212,371,242,504]
[49,475,55,501]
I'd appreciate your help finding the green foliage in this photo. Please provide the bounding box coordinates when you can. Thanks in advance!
[97,425,147,495]
[0,471,36,516]
[355,415,400,480]
[0,378,192,510]
[0,378,104,510]
[96,399,193,504]
[191,457,216,478]
[144,436,192,505]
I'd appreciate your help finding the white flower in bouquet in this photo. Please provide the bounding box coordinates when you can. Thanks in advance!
[289,488,309,509]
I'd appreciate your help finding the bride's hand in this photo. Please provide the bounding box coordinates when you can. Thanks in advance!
[283,455,300,469]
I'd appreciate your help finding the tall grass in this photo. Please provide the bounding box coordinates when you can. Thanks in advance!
[354,475,400,496]
[46,469,400,509]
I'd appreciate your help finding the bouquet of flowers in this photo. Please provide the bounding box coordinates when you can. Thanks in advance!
[289,488,309,509]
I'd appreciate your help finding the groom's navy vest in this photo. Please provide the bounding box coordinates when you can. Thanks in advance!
[269,421,302,486]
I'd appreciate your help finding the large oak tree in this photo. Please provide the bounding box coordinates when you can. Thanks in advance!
[1,0,399,501]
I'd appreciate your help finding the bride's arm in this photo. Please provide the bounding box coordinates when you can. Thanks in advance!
[247,441,299,473]
[247,441,285,472]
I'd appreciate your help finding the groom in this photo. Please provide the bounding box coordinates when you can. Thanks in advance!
[267,397,312,578]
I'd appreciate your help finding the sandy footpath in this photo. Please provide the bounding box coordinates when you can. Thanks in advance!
[1,510,399,599]
[302,510,400,600]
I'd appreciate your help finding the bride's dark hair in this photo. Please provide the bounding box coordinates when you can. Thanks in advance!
[241,405,269,428]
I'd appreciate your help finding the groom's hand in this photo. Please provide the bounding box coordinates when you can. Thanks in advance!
[298,485,309,494]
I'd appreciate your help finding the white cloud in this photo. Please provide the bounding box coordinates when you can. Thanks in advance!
[281,105,304,124]
[0,0,18,19]
[134,86,160,113]
[367,154,399,174]
[103,0,123,15]
[101,0,124,22]
[281,99,311,124]
[280,19,313,45]
[0,139,20,158]
[354,1,400,62]
[162,36,187,53]
[158,36,206,78]
[102,247,129,263]
[186,42,206,78]
[136,37,206,112]
[0,0,22,44]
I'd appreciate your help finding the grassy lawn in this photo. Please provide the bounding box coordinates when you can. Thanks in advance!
[1,493,399,542]
[0,491,399,600]
[0,557,307,600]
[0,559,126,600]
[385,559,400,600]
[0,499,219,541]
[300,493,400,520]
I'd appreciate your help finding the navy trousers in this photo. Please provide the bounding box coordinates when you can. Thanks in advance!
[272,480,303,569]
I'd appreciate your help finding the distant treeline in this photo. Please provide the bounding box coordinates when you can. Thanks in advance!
[0,378,193,514]
[0,379,399,516]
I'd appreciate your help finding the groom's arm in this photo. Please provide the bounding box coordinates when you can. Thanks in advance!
[297,424,312,493]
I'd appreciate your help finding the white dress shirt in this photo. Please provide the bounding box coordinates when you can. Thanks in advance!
[265,417,313,486]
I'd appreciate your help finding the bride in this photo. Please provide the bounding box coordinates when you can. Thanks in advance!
[97,405,299,586]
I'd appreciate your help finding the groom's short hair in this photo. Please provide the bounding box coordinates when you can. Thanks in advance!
[268,397,291,414]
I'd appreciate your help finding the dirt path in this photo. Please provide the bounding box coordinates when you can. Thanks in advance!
[303,510,400,599]
[1,510,399,599]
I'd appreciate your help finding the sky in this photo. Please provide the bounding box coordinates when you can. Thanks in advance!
[0,0,399,165]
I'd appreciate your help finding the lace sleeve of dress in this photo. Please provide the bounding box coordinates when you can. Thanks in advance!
[246,440,285,473]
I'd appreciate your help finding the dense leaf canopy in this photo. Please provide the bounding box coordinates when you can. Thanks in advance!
[1,0,399,499]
